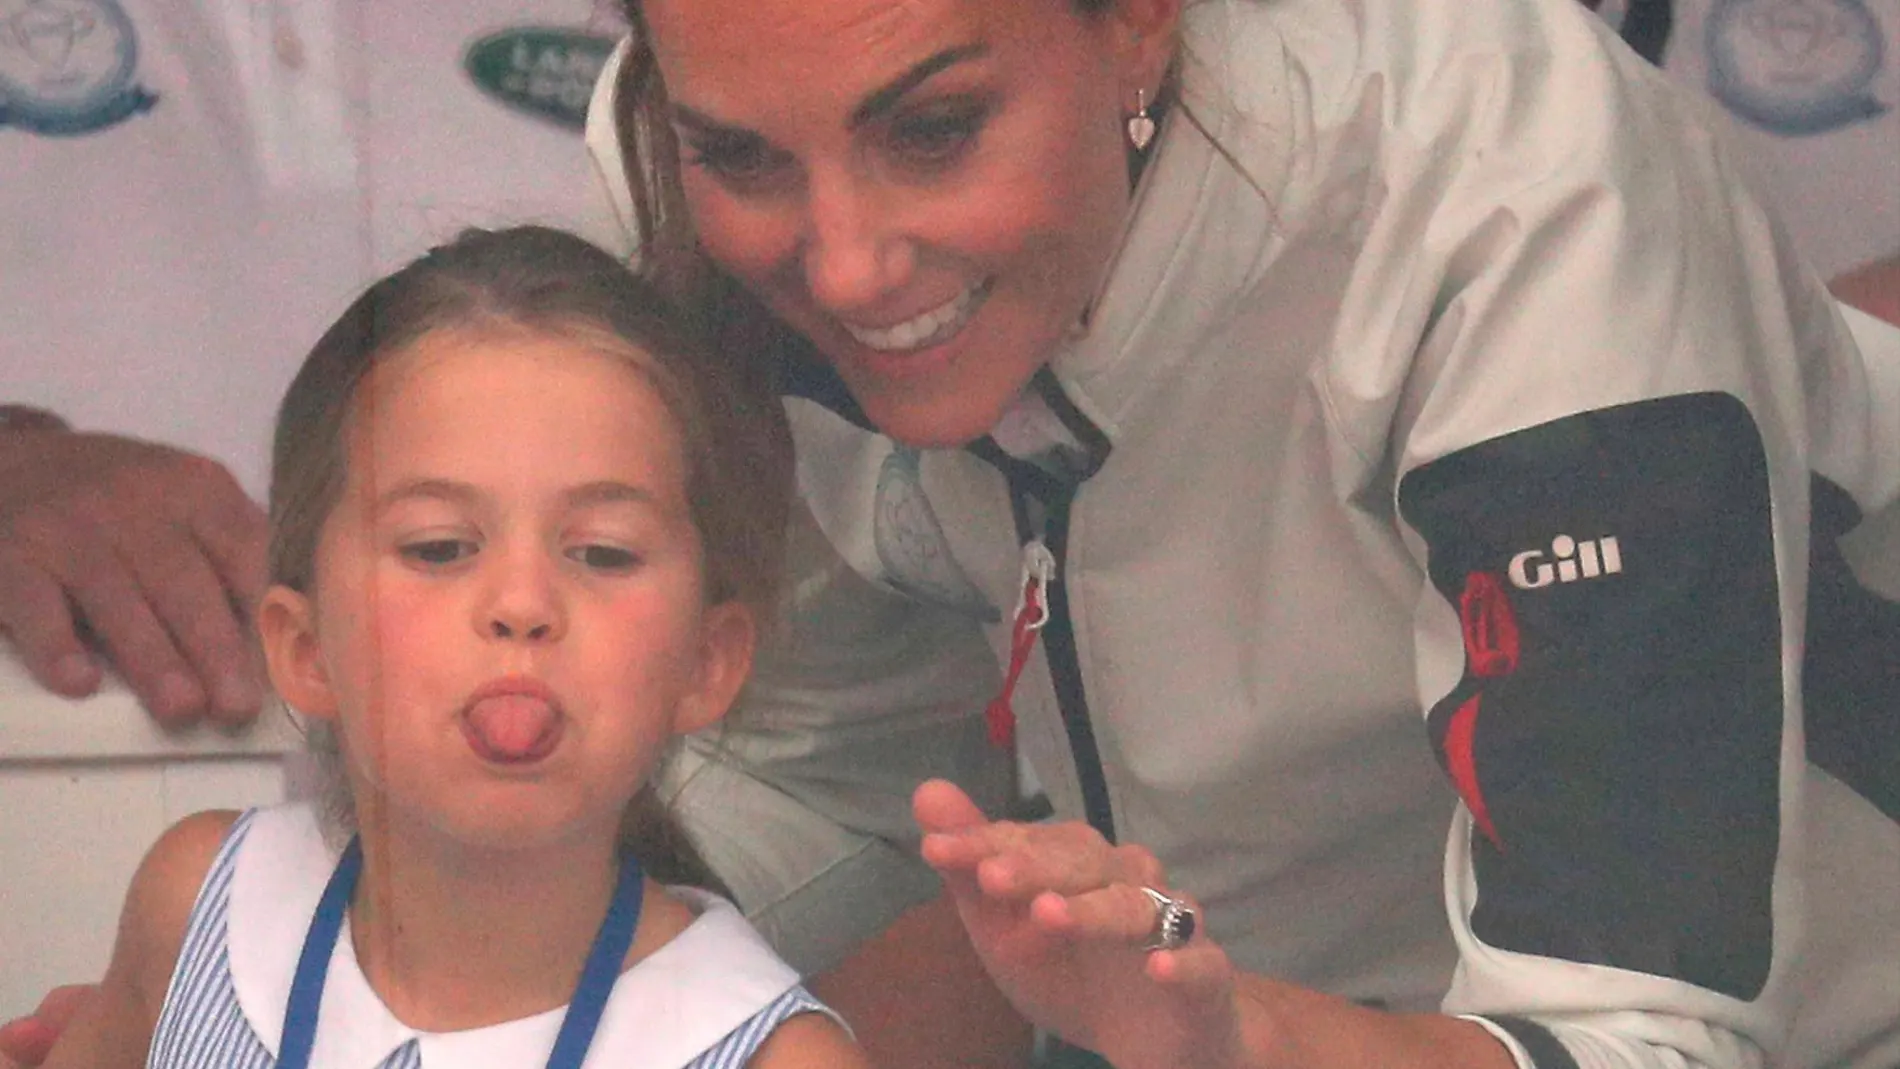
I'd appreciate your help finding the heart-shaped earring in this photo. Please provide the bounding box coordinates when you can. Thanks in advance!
[1126,88,1156,152]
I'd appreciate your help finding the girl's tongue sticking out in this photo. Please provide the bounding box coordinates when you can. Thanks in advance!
[462,692,564,764]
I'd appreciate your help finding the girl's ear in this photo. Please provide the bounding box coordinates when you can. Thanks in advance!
[671,601,757,737]
[257,586,338,720]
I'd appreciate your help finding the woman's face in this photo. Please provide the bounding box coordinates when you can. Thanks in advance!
[644,0,1170,447]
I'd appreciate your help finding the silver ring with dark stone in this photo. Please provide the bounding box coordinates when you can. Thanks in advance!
[1139,886,1197,952]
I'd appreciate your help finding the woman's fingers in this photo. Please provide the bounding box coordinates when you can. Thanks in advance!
[1144,940,1244,1062]
[925,825,1103,898]
[912,778,989,831]
[976,835,1162,900]
[1031,883,1160,943]
[920,814,1163,903]
[1145,940,1232,991]
[1035,883,1211,963]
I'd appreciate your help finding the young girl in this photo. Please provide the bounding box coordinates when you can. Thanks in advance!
[28,226,868,1069]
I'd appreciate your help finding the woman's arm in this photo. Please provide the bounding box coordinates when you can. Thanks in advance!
[37,811,236,1069]
[809,895,1034,1069]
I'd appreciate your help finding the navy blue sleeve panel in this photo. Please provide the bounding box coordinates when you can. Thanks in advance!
[1804,476,1900,822]
[1396,392,1781,1001]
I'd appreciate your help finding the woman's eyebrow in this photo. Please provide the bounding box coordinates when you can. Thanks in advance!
[671,103,740,136]
[847,43,990,130]
[668,42,991,137]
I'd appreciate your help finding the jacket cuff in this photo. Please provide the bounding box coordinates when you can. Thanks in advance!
[1460,1014,1582,1069]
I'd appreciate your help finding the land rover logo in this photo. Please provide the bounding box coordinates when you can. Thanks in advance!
[464,27,616,132]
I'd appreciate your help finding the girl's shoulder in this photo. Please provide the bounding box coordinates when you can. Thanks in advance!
[143,808,244,874]
[740,1010,867,1069]
[132,803,318,1016]
[124,810,246,968]
[32,811,247,1066]
[110,810,247,1027]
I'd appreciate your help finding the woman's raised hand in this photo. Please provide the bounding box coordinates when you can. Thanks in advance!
[913,779,1245,1069]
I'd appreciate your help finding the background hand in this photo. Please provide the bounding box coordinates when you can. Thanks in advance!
[0,984,97,1068]
[914,779,1244,1069]
[0,429,266,724]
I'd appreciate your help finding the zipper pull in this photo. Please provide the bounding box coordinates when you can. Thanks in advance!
[986,540,1057,749]
[1015,541,1056,629]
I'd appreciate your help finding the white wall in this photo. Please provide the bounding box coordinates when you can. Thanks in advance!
[0,653,300,1020]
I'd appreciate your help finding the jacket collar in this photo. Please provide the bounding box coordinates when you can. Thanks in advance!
[1045,0,1298,447]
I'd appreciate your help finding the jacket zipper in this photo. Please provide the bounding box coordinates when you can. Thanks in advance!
[999,473,1117,843]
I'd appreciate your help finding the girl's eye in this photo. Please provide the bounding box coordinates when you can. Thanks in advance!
[888,101,987,169]
[567,544,640,572]
[682,131,795,192]
[401,539,476,566]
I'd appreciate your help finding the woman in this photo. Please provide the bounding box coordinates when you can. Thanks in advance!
[583,0,1900,1066]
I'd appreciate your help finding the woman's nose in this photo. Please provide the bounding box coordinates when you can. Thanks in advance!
[800,170,915,313]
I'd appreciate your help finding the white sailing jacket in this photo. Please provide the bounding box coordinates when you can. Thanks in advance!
[587,0,1900,1065]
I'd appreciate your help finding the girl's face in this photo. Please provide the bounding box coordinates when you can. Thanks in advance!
[260,327,752,853]
[646,0,1174,448]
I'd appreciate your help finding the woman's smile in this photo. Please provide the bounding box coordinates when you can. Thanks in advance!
[837,276,995,352]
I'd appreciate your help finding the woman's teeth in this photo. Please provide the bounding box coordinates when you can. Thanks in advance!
[842,281,989,352]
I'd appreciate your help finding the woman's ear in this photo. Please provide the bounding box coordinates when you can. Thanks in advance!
[257,586,338,720]
[1109,0,1184,93]
[671,601,758,737]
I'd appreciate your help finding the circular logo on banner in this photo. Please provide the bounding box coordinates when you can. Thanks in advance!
[0,0,156,135]
[1707,0,1888,134]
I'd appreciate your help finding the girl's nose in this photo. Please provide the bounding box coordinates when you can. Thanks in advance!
[478,554,565,643]
[488,616,554,642]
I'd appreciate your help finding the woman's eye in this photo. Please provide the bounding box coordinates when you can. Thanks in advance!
[567,544,640,572]
[888,102,986,168]
[400,539,476,566]
[682,131,794,191]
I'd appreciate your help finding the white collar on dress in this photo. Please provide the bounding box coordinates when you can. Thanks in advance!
[227,804,803,1068]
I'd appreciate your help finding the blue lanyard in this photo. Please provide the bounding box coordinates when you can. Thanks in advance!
[277,836,644,1069]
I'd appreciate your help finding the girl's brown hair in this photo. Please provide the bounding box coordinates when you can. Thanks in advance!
[269,224,793,888]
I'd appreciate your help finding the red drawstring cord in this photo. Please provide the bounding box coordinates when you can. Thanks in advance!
[985,542,1055,749]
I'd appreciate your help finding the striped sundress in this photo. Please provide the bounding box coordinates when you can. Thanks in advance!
[147,804,837,1068]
